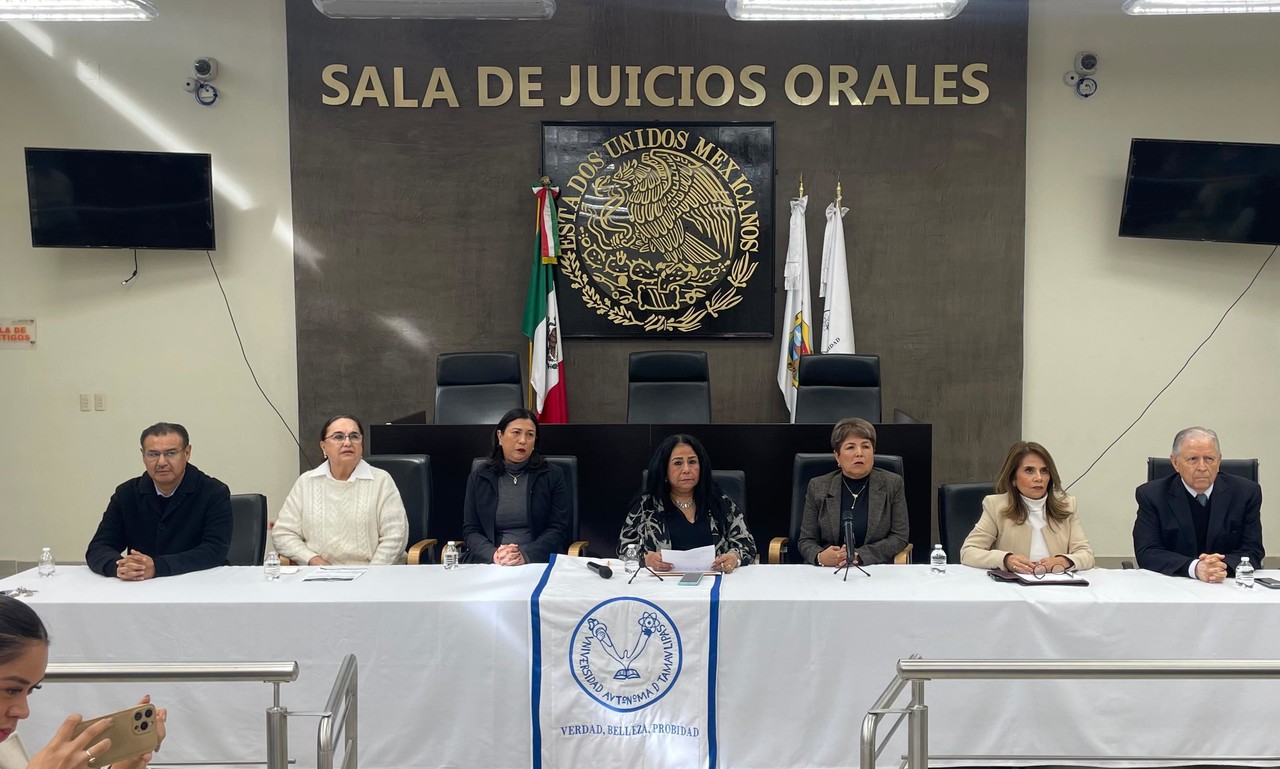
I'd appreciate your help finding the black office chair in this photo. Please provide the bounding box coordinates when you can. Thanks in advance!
[467,455,585,556]
[768,453,908,564]
[366,454,437,564]
[638,469,747,519]
[228,493,268,566]
[435,352,523,425]
[793,353,881,424]
[892,408,924,424]
[627,351,712,424]
[1146,457,1259,483]
[937,482,994,565]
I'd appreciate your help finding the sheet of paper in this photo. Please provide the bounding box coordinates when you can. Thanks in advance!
[661,545,715,573]
[303,566,366,582]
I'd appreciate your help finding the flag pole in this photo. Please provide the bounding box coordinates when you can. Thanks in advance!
[527,176,552,412]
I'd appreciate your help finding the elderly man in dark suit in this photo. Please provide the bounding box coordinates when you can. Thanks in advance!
[1133,426,1263,581]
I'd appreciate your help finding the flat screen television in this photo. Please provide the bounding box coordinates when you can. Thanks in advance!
[1119,138,1280,247]
[25,148,216,250]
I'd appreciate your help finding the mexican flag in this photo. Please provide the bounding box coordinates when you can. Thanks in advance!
[522,182,568,423]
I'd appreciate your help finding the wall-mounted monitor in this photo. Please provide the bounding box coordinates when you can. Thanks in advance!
[1119,138,1280,247]
[25,147,216,250]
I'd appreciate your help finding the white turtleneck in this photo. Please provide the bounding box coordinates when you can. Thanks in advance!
[1022,494,1051,562]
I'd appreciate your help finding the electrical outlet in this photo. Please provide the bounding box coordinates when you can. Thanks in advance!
[79,393,91,412]
[93,393,106,411]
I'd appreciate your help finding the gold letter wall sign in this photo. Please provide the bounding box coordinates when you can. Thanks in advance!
[542,123,774,338]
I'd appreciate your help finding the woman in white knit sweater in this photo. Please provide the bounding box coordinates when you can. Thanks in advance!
[272,415,409,566]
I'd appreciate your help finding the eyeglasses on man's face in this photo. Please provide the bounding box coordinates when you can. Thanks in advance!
[1031,563,1078,579]
[143,449,185,461]
[324,432,363,444]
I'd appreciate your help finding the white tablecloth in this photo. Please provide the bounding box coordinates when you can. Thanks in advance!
[3,564,1278,769]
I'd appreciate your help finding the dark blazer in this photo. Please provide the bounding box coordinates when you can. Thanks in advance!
[797,467,908,566]
[1133,472,1264,577]
[85,464,232,578]
[462,459,570,564]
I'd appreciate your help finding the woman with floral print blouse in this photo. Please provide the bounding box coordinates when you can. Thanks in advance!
[617,434,757,573]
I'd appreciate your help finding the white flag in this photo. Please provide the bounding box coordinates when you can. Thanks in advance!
[820,196,856,354]
[776,195,813,422]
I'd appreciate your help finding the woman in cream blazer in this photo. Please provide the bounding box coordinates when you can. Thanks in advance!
[960,441,1094,572]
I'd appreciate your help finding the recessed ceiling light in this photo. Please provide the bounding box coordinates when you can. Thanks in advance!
[312,0,555,19]
[0,0,157,21]
[725,0,969,21]
[1122,0,1280,14]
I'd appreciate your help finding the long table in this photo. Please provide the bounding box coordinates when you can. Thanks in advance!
[4,564,1279,769]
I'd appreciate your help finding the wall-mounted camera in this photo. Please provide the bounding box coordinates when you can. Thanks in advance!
[1074,51,1098,76]
[193,57,218,82]
[1064,51,1099,99]
[183,57,220,106]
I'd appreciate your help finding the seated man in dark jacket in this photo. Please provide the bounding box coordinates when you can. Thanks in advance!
[86,422,232,580]
[1133,426,1263,581]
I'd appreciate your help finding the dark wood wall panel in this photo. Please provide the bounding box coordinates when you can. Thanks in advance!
[286,0,1027,492]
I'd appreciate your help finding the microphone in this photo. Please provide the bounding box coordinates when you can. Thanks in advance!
[586,561,613,579]
[841,514,856,564]
[838,513,871,580]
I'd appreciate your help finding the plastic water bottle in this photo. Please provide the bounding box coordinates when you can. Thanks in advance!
[930,544,947,575]
[263,551,281,581]
[623,544,640,574]
[1236,556,1255,589]
[443,541,460,570]
[37,547,56,577]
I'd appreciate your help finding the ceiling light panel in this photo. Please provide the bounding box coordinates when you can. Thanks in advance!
[725,0,969,21]
[0,0,157,21]
[312,0,555,19]
[1122,0,1280,13]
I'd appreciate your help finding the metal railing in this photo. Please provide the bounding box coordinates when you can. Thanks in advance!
[861,656,1280,769]
[317,654,358,769]
[44,656,356,769]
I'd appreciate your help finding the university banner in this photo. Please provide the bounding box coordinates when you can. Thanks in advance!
[531,555,722,768]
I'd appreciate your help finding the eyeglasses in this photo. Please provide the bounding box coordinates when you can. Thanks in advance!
[324,432,363,444]
[143,449,185,461]
[1031,563,1078,579]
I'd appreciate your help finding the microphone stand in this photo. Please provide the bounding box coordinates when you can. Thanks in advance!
[834,555,871,581]
[627,563,668,585]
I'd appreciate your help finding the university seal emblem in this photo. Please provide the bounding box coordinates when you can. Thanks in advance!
[570,597,682,712]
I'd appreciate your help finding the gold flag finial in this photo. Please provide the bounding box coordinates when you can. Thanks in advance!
[540,175,551,187]
[836,174,842,200]
[799,173,805,197]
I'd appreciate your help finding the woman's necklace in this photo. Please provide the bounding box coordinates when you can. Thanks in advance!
[843,478,869,512]
[507,470,524,486]
[671,495,695,511]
